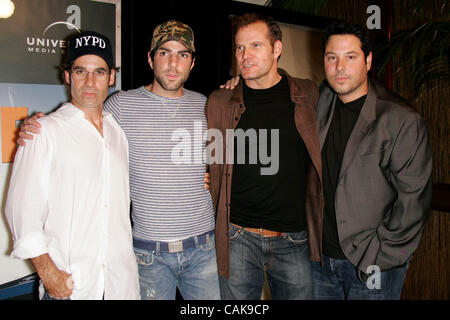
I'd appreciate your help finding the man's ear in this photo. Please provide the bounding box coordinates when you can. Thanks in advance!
[366,51,373,72]
[108,68,116,86]
[64,70,71,85]
[273,40,282,60]
[148,51,154,70]
[190,57,196,72]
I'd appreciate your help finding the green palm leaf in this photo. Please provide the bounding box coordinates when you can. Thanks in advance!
[374,21,450,96]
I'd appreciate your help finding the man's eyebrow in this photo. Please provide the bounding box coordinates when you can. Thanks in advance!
[235,40,264,46]
[325,50,360,55]
[158,47,191,54]
[72,66,108,71]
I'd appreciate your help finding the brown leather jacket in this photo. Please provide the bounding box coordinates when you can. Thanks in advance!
[205,70,324,278]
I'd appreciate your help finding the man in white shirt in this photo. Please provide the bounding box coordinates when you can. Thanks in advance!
[5,31,140,300]
[15,21,218,300]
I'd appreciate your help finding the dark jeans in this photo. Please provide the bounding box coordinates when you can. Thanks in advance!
[312,254,409,300]
[219,224,313,300]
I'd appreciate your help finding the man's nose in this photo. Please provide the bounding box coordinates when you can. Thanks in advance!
[85,72,95,86]
[336,58,345,71]
[168,54,178,68]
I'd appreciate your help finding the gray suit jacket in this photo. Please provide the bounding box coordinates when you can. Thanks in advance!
[317,79,432,274]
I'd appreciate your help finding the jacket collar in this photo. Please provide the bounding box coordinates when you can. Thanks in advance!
[229,80,243,105]
[318,79,377,147]
[318,78,378,179]
[360,79,377,124]
[339,80,377,174]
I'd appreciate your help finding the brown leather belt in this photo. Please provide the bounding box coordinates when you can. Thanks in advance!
[231,223,283,237]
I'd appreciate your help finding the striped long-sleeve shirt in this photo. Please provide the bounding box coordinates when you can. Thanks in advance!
[104,86,215,241]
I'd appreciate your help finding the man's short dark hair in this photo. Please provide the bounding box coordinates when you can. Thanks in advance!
[232,13,282,47]
[322,21,372,58]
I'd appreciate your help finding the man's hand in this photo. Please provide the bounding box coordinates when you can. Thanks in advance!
[17,112,44,146]
[220,76,240,90]
[204,172,211,191]
[31,254,73,299]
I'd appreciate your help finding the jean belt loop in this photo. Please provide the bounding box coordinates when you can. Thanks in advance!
[156,241,160,255]
[194,235,199,248]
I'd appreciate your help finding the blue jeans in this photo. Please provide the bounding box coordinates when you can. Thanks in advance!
[219,224,313,300]
[41,289,70,300]
[312,254,409,300]
[134,233,220,300]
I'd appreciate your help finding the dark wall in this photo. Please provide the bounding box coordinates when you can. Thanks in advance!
[120,0,331,96]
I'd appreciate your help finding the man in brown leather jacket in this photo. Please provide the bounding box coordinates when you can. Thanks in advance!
[206,13,323,300]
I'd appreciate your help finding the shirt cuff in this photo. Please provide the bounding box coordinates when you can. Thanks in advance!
[11,232,48,260]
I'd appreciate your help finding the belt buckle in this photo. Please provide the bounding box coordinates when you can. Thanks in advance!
[168,241,183,253]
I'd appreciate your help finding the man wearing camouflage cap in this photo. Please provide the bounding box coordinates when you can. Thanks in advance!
[151,20,195,54]
[18,21,220,300]
[102,20,219,300]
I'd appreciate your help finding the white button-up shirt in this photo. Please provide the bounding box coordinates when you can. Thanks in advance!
[6,103,140,300]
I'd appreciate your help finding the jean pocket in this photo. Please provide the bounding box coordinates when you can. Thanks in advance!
[285,230,308,245]
[200,235,215,252]
[134,249,154,266]
[228,224,243,240]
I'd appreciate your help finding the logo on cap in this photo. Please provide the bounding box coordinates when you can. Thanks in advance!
[74,35,106,49]
[66,31,114,68]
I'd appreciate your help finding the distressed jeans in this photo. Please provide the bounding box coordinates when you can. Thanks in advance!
[219,224,313,300]
[312,254,409,300]
[134,233,220,300]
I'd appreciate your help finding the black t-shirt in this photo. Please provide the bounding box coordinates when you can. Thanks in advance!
[322,94,366,258]
[230,76,308,232]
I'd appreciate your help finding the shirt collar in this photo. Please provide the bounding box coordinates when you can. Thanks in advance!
[57,102,112,121]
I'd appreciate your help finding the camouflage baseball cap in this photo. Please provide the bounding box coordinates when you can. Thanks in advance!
[150,20,195,53]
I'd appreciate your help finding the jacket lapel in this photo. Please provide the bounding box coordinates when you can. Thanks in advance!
[338,81,377,180]
[229,80,244,106]
[317,81,337,150]
[285,72,322,182]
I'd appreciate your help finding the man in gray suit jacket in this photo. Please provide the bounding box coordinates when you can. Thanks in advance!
[312,21,433,299]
